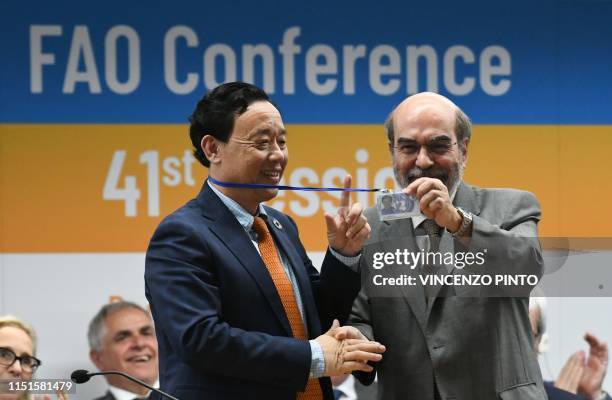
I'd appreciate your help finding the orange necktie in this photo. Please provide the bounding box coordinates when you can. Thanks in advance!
[252,216,324,400]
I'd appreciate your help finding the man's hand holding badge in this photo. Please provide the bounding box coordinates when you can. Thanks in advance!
[376,190,421,221]
[405,177,464,234]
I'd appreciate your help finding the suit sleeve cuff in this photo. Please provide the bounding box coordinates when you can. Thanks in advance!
[329,247,361,272]
[309,340,325,378]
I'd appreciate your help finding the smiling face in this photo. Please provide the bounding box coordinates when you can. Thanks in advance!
[0,326,35,400]
[0,326,34,380]
[208,100,288,214]
[391,92,468,194]
[90,308,158,392]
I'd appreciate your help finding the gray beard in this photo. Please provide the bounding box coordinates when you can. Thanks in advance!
[394,157,465,198]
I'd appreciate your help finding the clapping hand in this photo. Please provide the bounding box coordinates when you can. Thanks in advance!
[578,332,609,399]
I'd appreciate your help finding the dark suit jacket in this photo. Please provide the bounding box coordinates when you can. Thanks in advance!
[92,391,115,400]
[145,181,361,400]
[544,381,611,400]
[93,389,153,400]
[544,382,587,400]
[350,183,547,400]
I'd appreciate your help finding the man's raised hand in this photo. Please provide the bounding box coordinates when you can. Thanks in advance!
[324,175,371,256]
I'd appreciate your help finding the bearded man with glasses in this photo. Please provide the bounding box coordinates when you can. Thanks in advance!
[337,92,547,400]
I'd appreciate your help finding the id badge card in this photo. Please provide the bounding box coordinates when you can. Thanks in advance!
[376,190,421,221]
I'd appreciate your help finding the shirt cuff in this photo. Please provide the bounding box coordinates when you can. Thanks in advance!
[309,340,325,378]
[329,247,361,272]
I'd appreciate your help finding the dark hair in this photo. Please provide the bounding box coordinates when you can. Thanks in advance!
[189,82,270,167]
[384,101,472,150]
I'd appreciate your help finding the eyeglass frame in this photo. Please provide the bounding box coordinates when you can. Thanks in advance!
[391,135,460,158]
[0,347,42,373]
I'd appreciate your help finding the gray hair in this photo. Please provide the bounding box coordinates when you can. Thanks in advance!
[384,102,472,150]
[87,301,149,352]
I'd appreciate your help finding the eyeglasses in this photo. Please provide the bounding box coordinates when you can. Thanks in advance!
[0,347,41,373]
[393,138,458,158]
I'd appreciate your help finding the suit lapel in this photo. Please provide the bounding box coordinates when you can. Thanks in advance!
[379,217,428,330]
[197,183,294,336]
[425,183,483,315]
[425,232,454,317]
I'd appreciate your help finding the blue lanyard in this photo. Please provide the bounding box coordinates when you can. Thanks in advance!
[208,176,382,192]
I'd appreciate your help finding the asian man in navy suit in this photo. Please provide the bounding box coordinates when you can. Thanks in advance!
[145,82,385,400]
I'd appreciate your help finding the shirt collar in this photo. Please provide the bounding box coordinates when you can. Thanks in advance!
[333,375,357,399]
[107,379,159,400]
[207,179,267,231]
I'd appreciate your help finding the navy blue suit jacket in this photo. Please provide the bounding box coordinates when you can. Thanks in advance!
[145,181,361,400]
[544,381,612,400]
[544,381,588,400]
